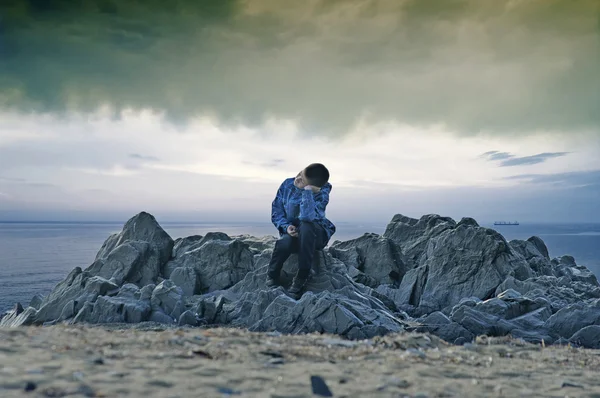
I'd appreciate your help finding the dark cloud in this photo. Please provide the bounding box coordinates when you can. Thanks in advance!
[499,152,569,167]
[481,151,569,166]
[0,0,598,136]
[505,169,600,188]
[481,151,515,161]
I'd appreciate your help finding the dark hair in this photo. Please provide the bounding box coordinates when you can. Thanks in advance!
[304,163,330,187]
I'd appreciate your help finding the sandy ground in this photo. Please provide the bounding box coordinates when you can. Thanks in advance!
[1,325,600,398]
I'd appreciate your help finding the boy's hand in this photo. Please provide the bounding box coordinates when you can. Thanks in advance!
[304,185,321,194]
[287,225,298,237]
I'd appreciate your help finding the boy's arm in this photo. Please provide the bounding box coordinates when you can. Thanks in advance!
[271,183,290,234]
[299,184,331,222]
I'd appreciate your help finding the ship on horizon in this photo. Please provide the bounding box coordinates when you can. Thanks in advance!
[494,221,520,226]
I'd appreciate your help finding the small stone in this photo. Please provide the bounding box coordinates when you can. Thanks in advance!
[311,375,333,397]
[260,350,283,358]
[77,384,96,397]
[91,357,104,365]
[268,357,285,365]
[147,380,174,388]
[72,371,85,381]
[24,381,37,392]
[561,381,584,388]
[217,387,241,395]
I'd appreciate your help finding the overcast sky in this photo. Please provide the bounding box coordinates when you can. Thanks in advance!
[0,0,598,223]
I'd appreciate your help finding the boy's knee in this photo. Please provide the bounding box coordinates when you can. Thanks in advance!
[276,234,293,247]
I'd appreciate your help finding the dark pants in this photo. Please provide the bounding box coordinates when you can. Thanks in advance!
[268,221,328,280]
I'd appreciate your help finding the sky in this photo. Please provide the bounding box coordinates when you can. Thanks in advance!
[0,0,598,224]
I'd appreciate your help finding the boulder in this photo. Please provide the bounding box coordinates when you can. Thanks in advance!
[397,223,532,313]
[170,267,198,296]
[544,300,600,339]
[11,211,600,348]
[329,233,409,286]
[383,214,456,265]
[415,311,474,345]
[0,303,37,327]
[151,280,185,320]
[164,236,255,293]
[569,325,600,349]
[72,295,151,324]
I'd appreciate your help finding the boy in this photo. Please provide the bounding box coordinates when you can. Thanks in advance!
[266,163,336,299]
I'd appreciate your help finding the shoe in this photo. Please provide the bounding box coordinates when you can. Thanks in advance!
[288,276,308,299]
[265,275,279,288]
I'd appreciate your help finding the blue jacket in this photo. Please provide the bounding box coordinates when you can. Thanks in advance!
[271,178,336,241]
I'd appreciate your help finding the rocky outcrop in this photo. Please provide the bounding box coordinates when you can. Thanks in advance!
[3,212,599,349]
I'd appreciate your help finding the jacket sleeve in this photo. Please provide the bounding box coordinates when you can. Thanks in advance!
[299,184,331,222]
[271,182,289,234]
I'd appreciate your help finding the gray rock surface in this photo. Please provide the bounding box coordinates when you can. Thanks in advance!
[7,211,600,348]
[569,325,600,349]
[330,233,409,286]
[396,223,532,314]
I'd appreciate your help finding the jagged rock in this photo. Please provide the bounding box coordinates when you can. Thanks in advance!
[151,280,185,320]
[457,217,479,228]
[29,294,44,310]
[495,276,600,311]
[12,211,600,347]
[552,256,599,286]
[164,237,255,293]
[72,295,151,324]
[87,212,173,286]
[193,249,406,338]
[509,239,554,276]
[544,300,600,339]
[329,233,409,286]
[569,325,600,349]
[35,272,119,323]
[117,283,142,299]
[383,214,456,265]
[95,212,173,265]
[415,311,474,345]
[233,235,277,253]
[0,304,37,327]
[527,236,550,260]
[178,310,199,326]
[397,223,533,313]
[170,267,198,296]
[148,310,175,324]
[450,305,514,337]
[172,235,204,257]
[140,284,155,301]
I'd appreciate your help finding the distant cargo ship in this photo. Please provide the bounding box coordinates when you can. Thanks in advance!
[494,221,520,226]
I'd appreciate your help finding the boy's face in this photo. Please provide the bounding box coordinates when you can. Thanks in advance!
[294,169,310,189]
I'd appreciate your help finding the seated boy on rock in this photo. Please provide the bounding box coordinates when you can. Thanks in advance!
[266,163,336,299]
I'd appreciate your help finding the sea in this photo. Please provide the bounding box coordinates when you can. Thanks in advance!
[1,221,599,313]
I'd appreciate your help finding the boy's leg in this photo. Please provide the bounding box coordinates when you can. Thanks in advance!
[267,234,298,283]
[291,221,327,292]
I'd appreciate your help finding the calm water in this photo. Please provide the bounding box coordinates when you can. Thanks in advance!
[1,221,599,313]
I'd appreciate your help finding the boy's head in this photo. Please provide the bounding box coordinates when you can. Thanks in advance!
[294,163,330,189]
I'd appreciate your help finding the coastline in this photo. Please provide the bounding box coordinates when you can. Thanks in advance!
[2,325,600,398]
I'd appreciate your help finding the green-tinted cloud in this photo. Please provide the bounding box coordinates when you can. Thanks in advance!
[0,0,598,135]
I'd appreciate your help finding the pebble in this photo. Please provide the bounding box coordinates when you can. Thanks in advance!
[217,387,242,395]
[90,357,105,365]
[311,375,333,397]
[24,381,37,392]
[77,384,97,397]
